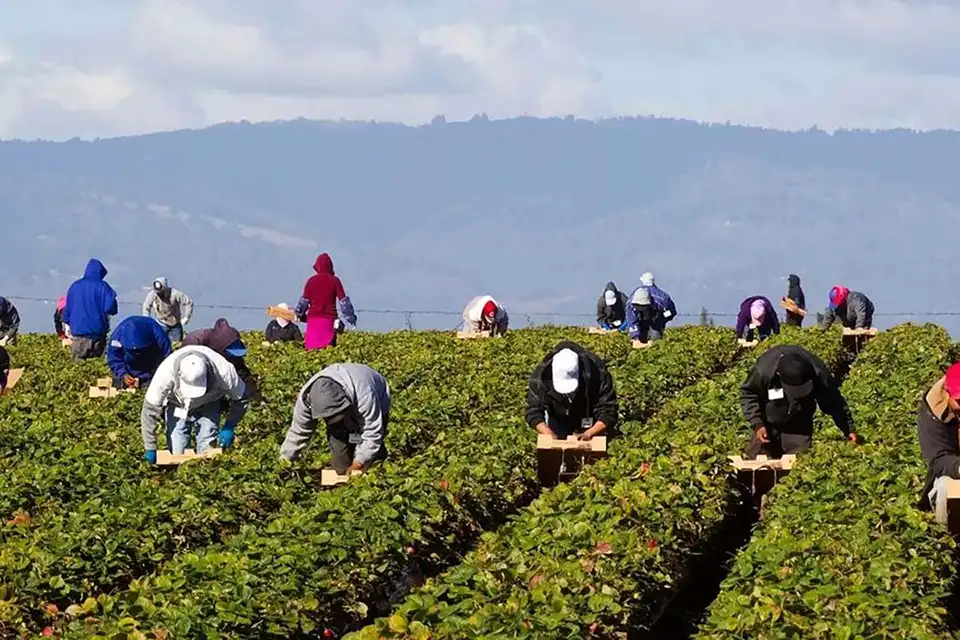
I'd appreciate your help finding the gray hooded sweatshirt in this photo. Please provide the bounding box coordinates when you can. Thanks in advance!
[142,277,194,329]
[280,363,391,463]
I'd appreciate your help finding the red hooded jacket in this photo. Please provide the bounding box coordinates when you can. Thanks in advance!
[302,253,346,319]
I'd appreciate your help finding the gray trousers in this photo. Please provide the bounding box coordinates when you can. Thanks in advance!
[71,336,106,360]
[327,423,387,475]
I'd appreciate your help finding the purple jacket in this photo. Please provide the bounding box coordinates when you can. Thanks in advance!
[735,296,780,340]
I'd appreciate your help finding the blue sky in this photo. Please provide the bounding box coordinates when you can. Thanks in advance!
[1,0,959,140]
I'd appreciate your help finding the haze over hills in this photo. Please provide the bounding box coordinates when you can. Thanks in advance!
[1,114,959,335]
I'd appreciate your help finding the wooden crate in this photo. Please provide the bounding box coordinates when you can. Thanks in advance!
[737,339,759,348]
[321,469,362,486]
[536,434,607,453]
[779,297,807,317]
[632,340,653,349]
[156,448,223,466]
[457,330,491,340]
[1,368,24,396]
[536,435,607,487]
[730,454,796,510]
[842,327,879,354]
[587,326,611,335]
[267,306,297,322]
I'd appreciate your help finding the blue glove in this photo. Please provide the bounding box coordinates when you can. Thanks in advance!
[219,424,236,449]
[144,450,157,464]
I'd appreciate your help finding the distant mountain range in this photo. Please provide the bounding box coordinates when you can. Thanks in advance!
[2,115,958,335]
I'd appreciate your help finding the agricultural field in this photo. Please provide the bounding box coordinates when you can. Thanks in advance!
[0,324,956,639]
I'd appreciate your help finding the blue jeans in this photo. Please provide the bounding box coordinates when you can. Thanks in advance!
[165,324,184,343]
[165,402,221,454]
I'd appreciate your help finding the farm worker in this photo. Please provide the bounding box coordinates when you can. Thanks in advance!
[54,295,70,340]
[265,303,303,343]
[140,346,247,463]
[625,287,657,343]
[142,277,194,342]
[629,272,677,340]
[462,295,509,336]
[820,286,874,330]
[63,258,119,360]
[735,296,780,342]
[0,346,9,395]
[106,316,173,389]
[295,253,356,351]
[0,297,20,346]
[183,318,259,402]
[526,341,618,441]
[741,345,857,459]
[918,362,960,517]
[784,274,806,327]
[279,363,391,475]
[596,282,629,331]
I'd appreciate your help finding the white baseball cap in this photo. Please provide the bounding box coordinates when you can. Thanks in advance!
[604,290,617,305]
[178,354,208,399]
[551,348,580,394]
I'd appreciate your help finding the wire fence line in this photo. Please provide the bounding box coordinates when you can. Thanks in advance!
[8,293,960,334]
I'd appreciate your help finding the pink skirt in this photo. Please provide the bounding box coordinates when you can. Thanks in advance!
[304,315,337,350]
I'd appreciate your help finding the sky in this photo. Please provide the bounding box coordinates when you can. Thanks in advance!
[3,0,960,140]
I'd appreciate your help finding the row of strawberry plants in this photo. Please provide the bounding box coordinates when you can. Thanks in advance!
[696,323,956,639]
[61,326,743,638]
[0,331,542,635]
[347,327,849,639]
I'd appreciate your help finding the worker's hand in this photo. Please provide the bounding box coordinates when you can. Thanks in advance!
[755,425,770,444]
[122,374,138,389]
[0,337,7,347]
[144,450,157,465]
[348,461,364,472]
[848,432,859,445]
[578,422,606,441]
[219,425,236,449]
[534,422,557,439]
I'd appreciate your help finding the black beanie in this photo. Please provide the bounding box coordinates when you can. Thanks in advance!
[777,353,815,397]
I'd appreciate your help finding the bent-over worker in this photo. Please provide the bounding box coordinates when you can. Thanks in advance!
[265,303,303,343]
[140,346,247,463]
[820,286,874,331]
[784,274,806,327]
[295,253,357,351]
[741,345,857,459]
[142,277,194,342]
[462,295,509,336]
[918,363,960,515]
[630,272,677,340]
[0,297,20,347]
[54,295,70,340]
[736,296,780,342]
[279,363,391,475]
[183,318,259,402]
[625,287,658,343]
[596,282,629,331]
[63,259,118,360]
[107,316,173,389]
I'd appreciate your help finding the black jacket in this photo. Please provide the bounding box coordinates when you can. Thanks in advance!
[265,320,303,343]
[596,282,628,327]
[0,346,8,390]
[918,378,960,509]
[0,297,19,339]
[786,275,805,311]
[525,341,618,436]
[740,345,853,436]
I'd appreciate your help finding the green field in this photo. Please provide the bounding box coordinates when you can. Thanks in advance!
[0,324,956,639]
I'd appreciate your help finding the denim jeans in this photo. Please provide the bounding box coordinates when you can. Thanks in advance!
[164,402,221,454]
[165,324,184,343]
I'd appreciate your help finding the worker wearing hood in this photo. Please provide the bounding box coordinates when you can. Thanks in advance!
[63,258,118,359]
[183,318,260,402]
[294,253,357,350]
[735,296,780,342]
[596,283,629,331]
[820,286,874,330]
[106,316,173,389]
[462,295,509,336]
[0,297,20,346]
[784,274,806,327]
[142,277,194,342]
[54,295,70,340]
[628,272,677,340]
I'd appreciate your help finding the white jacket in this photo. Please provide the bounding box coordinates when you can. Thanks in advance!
[140,345,246,450]
[462,295,509,335]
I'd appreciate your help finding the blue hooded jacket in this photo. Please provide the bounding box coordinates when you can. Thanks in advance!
[63,259,119,338]
[106,316,172,381]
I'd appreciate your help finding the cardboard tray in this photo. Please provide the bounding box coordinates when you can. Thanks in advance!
[321,469,363,486]
[729,454,796,471]
[2,368,24,396]
[842,327,879,336]
[633,340,653,349]
[779,297,807,316]
[267,306,297,322]
[156,448,223,466]
[457,330,492,340]
[737,339,759,347]
[536,434,607,453]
